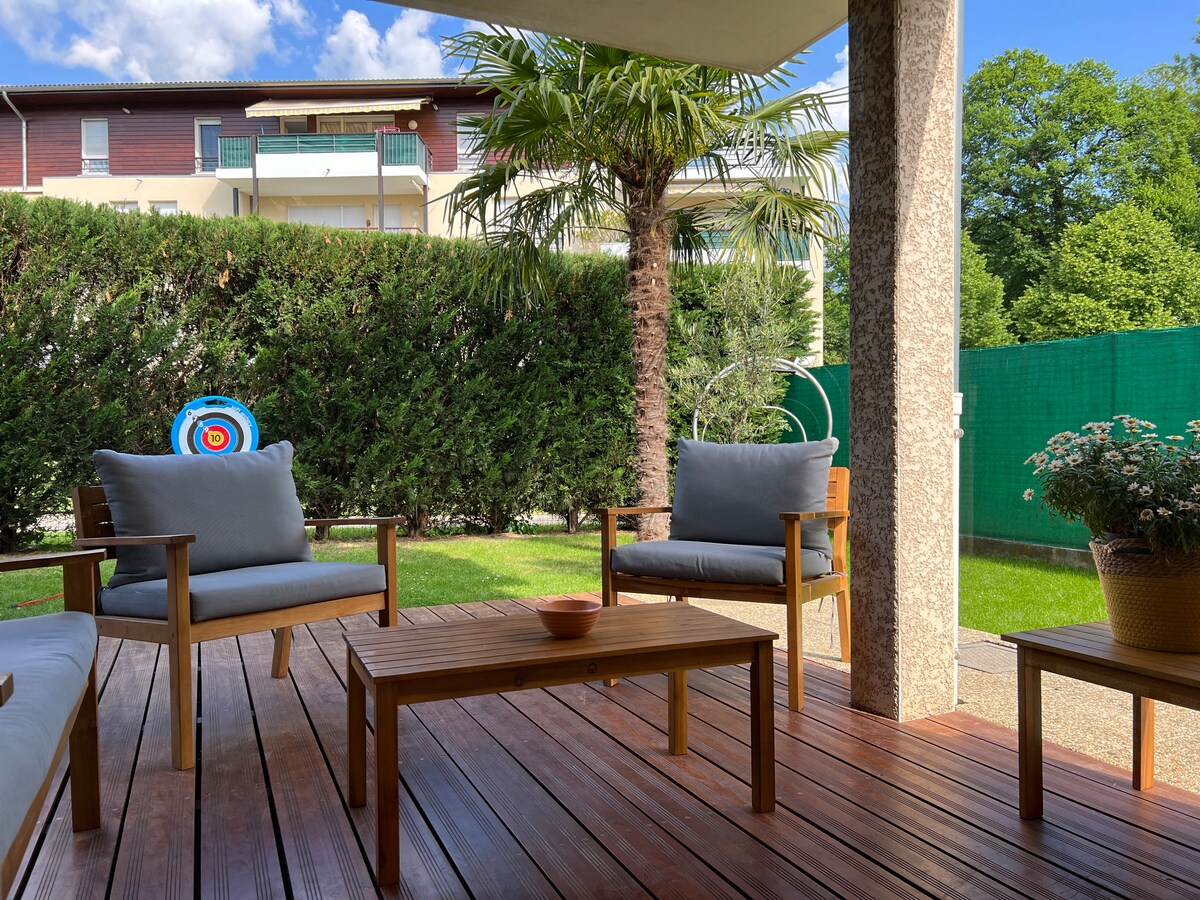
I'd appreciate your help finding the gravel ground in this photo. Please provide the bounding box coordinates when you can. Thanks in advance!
[632,594,1200,795]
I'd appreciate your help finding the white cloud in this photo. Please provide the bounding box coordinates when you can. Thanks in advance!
[315,9,448,80]
[0,0,309,81]
[805,44,849,133]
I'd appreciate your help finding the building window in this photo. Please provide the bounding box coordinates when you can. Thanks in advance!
[280,116,308,134]
[81,118,109,174]
[195,117,221,173]
[110,201,138,213]
[317,115,393,134]
[287,205,366,229]
[456,113,482,169]
[150,201,178,215]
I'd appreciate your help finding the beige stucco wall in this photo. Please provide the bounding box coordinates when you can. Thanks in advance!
[40,175,237,217]
[253,193,429,231]
[847,0,959,721]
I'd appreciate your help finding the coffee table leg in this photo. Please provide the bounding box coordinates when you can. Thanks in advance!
[348,651,366,808]
[751,639,775,813]
[1017,646,1043,819]
[374,684,401,886]
[1134,696,1155,791]
[668,670,688,755]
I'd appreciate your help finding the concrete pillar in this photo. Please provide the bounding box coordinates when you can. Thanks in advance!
[847,0,959,720]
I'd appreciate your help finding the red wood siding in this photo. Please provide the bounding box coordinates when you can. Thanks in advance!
[0,93,495,187]
[0,102,269,186]
[397,99,491,172]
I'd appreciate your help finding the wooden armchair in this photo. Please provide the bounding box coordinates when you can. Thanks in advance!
[598,439,849,712]
[72,442,399,770]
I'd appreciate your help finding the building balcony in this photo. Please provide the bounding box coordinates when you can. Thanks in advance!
[215,132,432,197]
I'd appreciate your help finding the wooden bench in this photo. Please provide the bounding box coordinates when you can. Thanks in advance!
[0,551,104,897]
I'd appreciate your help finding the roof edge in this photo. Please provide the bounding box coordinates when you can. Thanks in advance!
[0,77,466,94]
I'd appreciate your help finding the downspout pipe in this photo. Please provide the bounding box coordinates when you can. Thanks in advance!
[2,91,28,192]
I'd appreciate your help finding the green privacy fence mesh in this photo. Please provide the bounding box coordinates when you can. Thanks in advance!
[781,325,1200,550]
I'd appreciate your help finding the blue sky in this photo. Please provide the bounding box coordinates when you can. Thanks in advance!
[0,1,1194,100]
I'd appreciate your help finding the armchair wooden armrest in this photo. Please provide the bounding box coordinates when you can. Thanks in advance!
[0,672,12,707]
[304,517,406,527]
[779,510,850,522]
[304,518,398,627]
[75,534,195,548]
[591,506,673,516]
[0,549,107,573]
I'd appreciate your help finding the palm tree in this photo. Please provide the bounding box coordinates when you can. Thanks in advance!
[446,31,845,540]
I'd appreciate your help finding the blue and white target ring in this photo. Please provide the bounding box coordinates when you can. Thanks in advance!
[171,396,260,455]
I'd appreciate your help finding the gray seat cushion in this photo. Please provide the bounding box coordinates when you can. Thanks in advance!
[611,540,831,586]
[669,437,838,557]
[0,612,97,864]
[99,561,386,622]
[93,441,312,589]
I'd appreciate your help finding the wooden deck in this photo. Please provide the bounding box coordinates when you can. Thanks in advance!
[13,594,1200,899]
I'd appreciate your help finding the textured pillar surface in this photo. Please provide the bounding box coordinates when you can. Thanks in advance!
[847,0,959,720]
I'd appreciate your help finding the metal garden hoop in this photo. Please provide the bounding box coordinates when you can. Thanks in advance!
[690,357,833,442]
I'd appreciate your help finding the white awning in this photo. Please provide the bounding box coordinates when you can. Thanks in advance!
[245,97,430,118]
[368,0,845,74]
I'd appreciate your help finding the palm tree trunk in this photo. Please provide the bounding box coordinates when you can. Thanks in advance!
[627,197,673,542]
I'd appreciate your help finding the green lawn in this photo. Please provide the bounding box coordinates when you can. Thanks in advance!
[0,532,1104,634]
[958,553,1105,634]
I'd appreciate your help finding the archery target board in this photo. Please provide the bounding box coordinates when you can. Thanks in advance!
[171,396,260,455]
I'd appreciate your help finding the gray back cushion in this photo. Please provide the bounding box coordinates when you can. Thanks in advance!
[94,441,312,588]
[669,437,838,555]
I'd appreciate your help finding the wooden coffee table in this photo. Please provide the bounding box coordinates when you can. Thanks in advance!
[346,602,778,885]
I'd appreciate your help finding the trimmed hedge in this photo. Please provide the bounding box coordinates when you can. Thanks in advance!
[0,195,638,548]
[0,195,813,550]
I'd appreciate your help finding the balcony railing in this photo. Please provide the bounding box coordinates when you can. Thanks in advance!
[218,132,431,173]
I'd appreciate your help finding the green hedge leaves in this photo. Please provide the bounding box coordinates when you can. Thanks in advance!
[0,195,636,547]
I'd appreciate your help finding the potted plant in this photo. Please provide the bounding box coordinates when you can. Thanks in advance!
[1025,415,1200,651]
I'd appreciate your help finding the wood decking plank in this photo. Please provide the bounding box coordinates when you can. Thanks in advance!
[15,638,146,900]
[293,618,470,900]
[237,628,378,899]
[197,636,287,899]
[798,660,1200,837]
[628,669,1132,900]
[458,692,745,900]
[13,596,1200,900]
[506,684,854,899]
[393,703,560,899]
[106,646,195,899]
[705,662,1200,895]
[412,697,652,899]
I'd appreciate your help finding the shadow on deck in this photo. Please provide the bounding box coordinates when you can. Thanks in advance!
[13,595,1200,898]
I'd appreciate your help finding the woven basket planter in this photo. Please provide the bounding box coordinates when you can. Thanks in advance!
[1091,537,1200,652]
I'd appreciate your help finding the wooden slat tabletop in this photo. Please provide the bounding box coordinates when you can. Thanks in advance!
[347,603,778,681]
[1003,622,1200,687]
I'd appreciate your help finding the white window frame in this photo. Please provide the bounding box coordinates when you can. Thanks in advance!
[150,201,178,215]
[110,200,138,213]
[81,118,109,175]
[287,204,367,229]
[456,113,483,170]
[194,117,221,173]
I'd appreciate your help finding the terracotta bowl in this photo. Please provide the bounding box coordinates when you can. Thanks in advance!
[536,598,602,639]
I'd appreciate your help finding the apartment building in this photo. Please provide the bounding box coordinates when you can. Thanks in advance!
[0,79,491,235]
